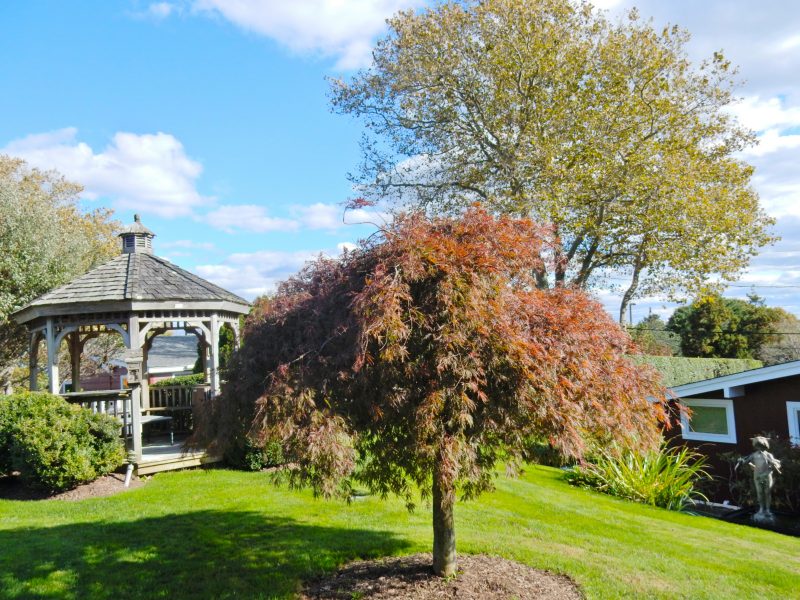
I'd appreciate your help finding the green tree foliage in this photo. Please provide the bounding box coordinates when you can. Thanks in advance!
[0,156,119,392]
[192,323,239,375]
[330,0,774,323]
[666,294,781,359]
[214,208,667,576]
[629,314,680,356]
[755,310,800,366]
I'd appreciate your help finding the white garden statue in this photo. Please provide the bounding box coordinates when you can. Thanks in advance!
[737,436,782,522]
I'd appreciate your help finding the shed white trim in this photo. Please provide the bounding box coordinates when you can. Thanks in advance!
[787,402,800,446]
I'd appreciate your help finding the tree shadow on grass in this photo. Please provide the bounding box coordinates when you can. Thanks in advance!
[0,511,412,599]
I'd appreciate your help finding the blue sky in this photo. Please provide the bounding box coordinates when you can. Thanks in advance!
[2,1,800,321]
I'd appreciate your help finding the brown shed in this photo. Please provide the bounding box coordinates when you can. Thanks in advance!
[669,361,800,501]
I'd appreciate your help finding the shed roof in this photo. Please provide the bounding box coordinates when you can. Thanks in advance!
[148,335,199,370]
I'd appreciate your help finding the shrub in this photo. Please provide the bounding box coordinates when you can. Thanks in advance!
[722,434,800,513]
[627,355,762,387]
[241,438,285,471]
[0,392,125,491]
[564,443,710,510]
[151,373,205,388]
[523,436,577,468]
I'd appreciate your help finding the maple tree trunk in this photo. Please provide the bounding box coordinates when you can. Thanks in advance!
[432,452,457,577]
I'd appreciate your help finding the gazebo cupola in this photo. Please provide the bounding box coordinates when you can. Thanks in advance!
[119,214,155,254]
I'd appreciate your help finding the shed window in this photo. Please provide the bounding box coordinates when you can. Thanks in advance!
[787,402,800,445]
[680,398,737,444]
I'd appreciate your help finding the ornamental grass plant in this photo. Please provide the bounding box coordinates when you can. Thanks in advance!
[564,442,710,510]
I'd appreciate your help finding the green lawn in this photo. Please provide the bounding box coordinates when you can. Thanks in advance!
[1,466,798,599]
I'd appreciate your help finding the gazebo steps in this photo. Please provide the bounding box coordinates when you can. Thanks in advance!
[135,452,223,475]
[135,439,222,475]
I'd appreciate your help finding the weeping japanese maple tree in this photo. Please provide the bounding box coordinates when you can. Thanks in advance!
[225,207,666,577]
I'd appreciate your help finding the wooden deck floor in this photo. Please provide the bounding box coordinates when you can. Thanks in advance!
[136,436,222,475]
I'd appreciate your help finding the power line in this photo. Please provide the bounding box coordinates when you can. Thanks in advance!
[629,327,800,336]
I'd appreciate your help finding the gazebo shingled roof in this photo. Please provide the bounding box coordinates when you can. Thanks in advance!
[18,252,247,309]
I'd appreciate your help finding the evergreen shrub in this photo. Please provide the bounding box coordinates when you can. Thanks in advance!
[628,355,762,387]
[0,392,125,491]
[151,373,205,388]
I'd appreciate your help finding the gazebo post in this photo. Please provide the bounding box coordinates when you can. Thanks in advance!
[141,337,150,411]
[45,317,60,394]
[29,331,40,392]
[69,331,82,393]
[232,321,241,350]
[200,334,209,383]
[127,317,144,463]
[209,313,221,396]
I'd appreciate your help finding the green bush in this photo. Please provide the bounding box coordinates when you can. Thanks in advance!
[523,436,576,468]
[151,373,205,388]
[0,392,125,491]
[564,443,710,510]
[240,438,285,471]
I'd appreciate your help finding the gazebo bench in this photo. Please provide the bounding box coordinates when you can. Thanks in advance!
[140,414,174,445]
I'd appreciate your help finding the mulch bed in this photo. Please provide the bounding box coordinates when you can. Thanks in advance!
[0,472,144,501]
[302,553,583,599]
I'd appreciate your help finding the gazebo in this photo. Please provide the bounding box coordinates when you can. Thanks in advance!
[13,215,250,472]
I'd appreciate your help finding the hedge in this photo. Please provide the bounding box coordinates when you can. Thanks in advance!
[629,355,762,387]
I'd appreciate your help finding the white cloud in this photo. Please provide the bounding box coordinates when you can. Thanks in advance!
[729,96,800,133]
[148,2,175,19]
[589,0,625,9]
[774,33,800,53]
[160,239,216,250]
[202,201,387,233]
[193,0,424,69]
[203,204,298,233]
[744,128,800,158]
[2,128,207,218]
[195,246,352,299]
[293,202,388,230]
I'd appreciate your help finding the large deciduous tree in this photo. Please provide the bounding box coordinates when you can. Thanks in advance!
[0,156,119,392]
[221,207,667,577]
[330,0,774,323]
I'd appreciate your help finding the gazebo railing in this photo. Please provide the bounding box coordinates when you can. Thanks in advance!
[146,384,210,433]
[59,385,211,441]
[60,389,132,417]
[60,390,133,438]
[147,385,208,412]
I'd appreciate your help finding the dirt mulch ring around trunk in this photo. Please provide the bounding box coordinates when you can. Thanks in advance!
[302,553,583,599]
[0,472,144,501]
